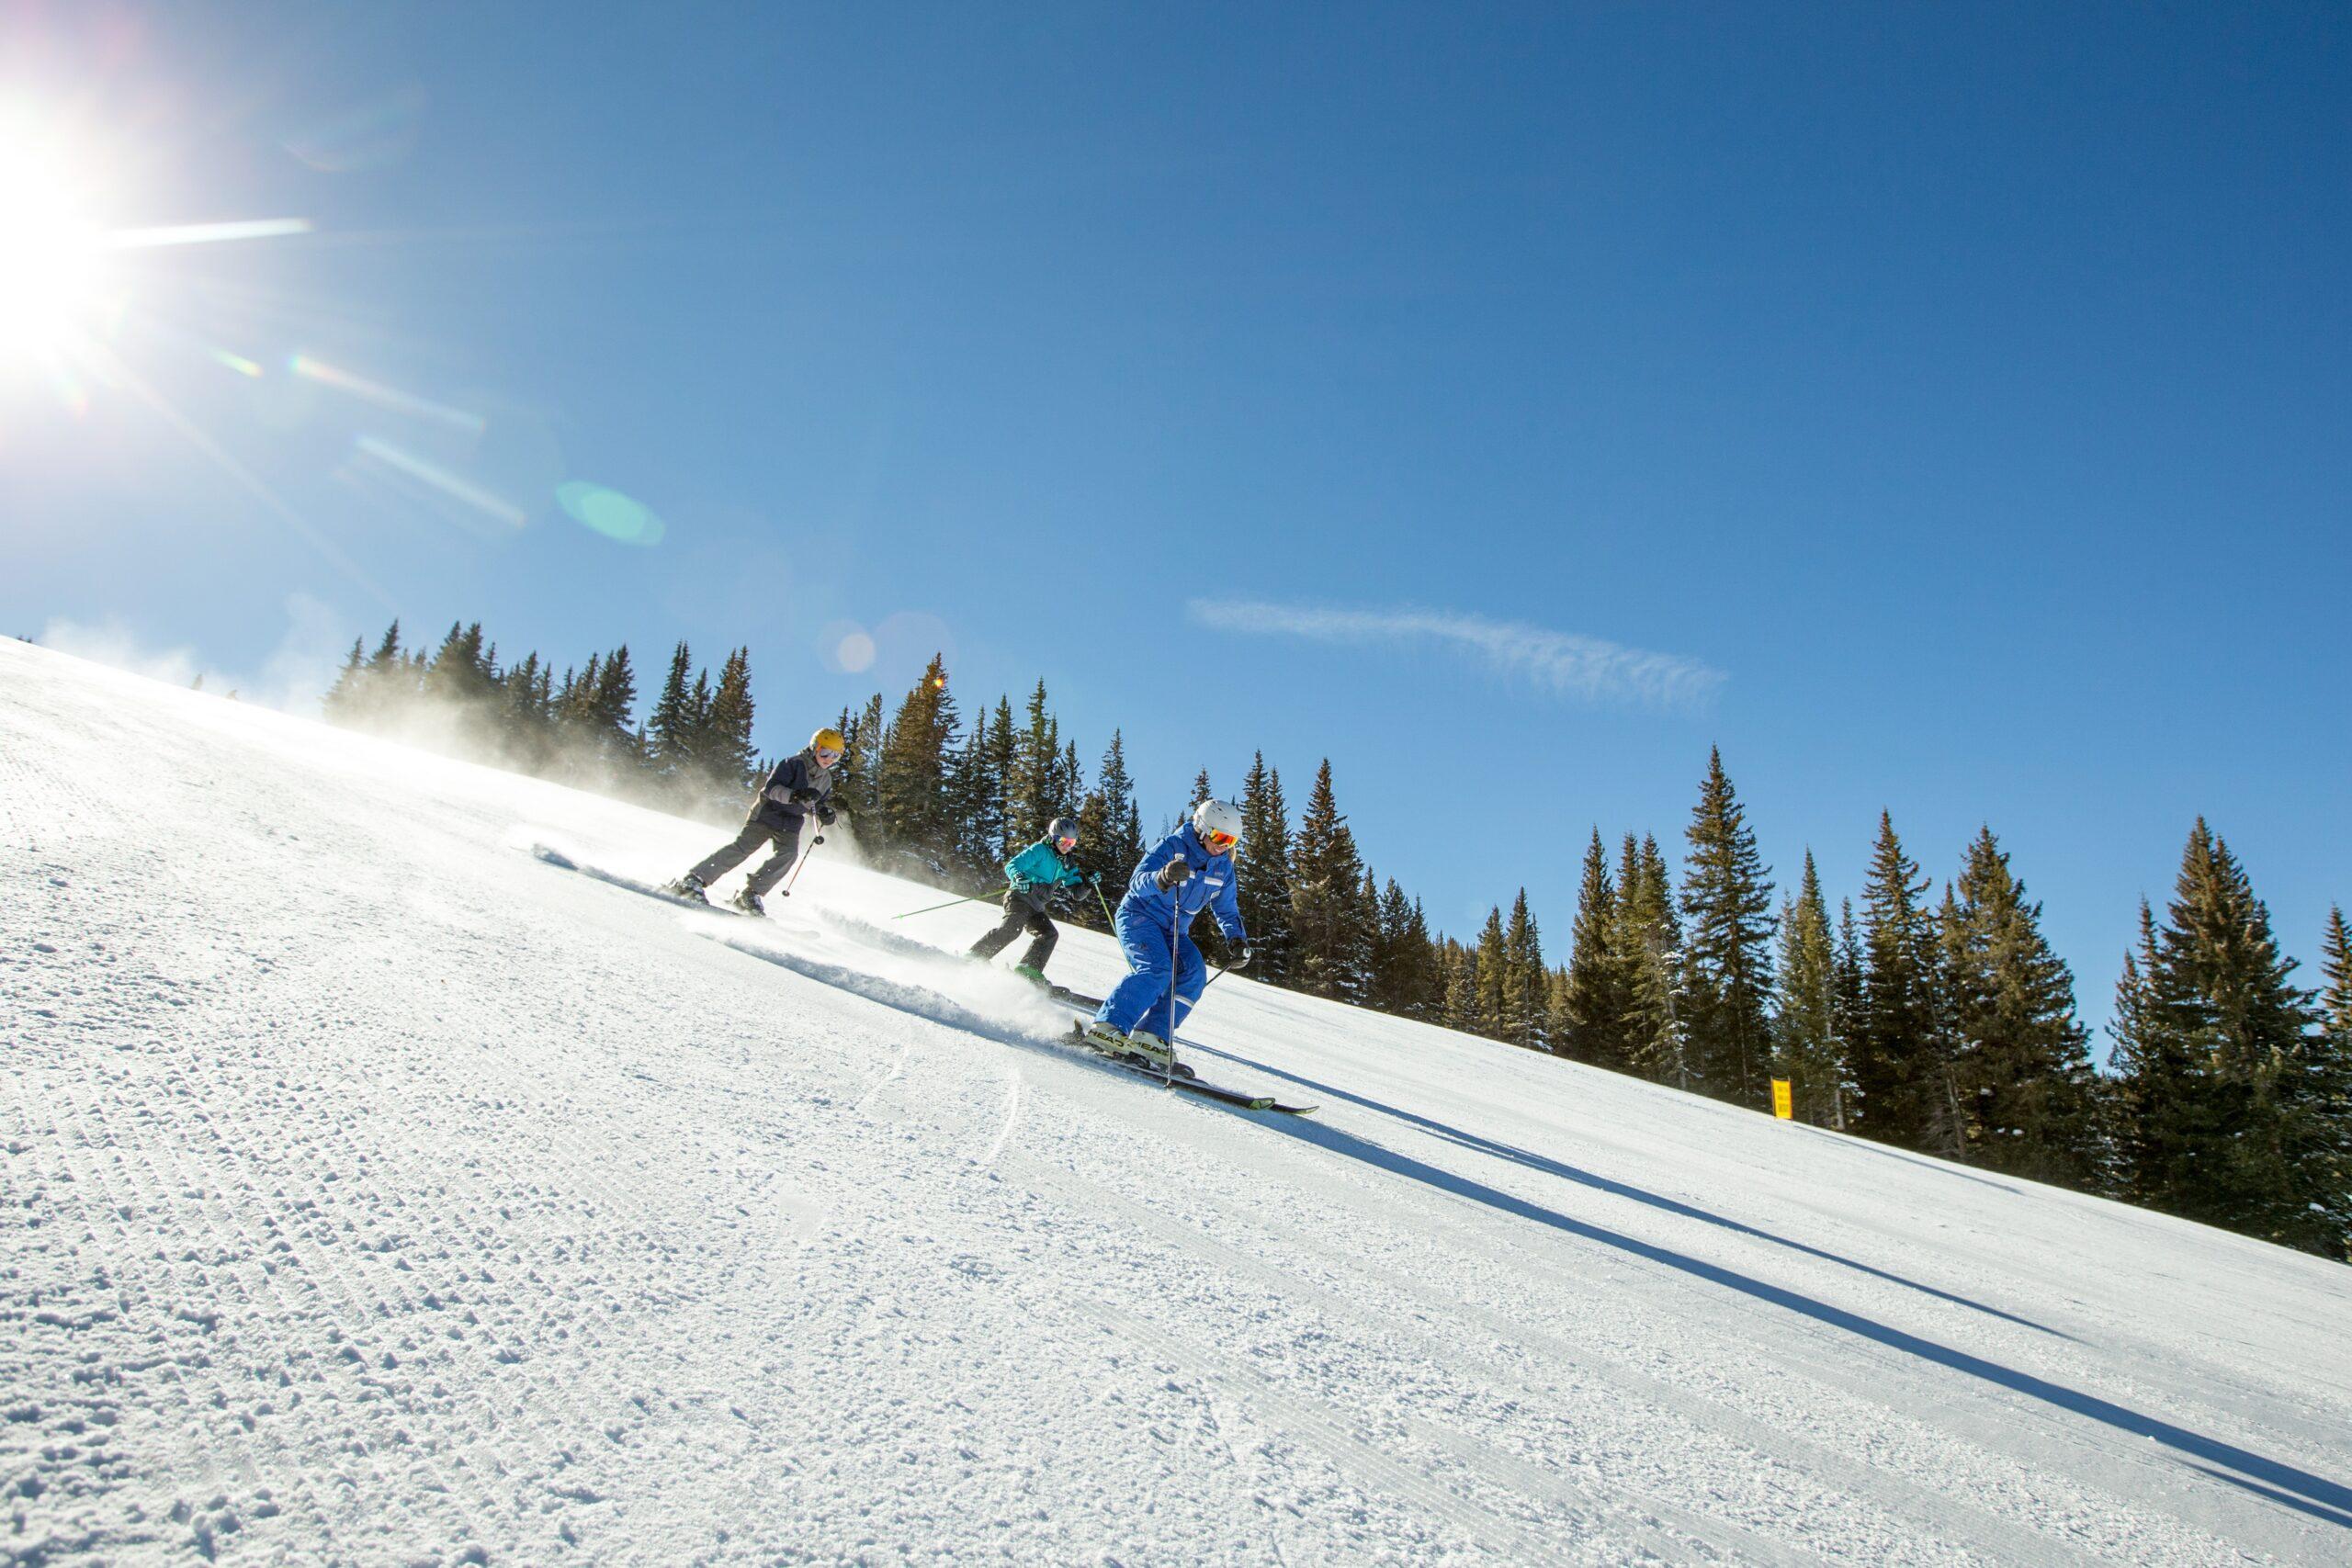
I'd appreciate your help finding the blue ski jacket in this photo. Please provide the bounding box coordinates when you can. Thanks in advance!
[1121,823,1247,943]
[1005,840,1087,894]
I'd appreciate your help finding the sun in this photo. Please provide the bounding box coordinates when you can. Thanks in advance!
[0,138,114,363]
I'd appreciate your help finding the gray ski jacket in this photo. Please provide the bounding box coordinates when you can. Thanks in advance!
[751,749,836,829]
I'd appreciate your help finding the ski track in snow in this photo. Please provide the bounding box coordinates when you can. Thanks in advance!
[6,637,2352,1565]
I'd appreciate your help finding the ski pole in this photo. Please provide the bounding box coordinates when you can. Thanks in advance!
[780,831,823,897]
[893,887,1004,920]
[1091,876,1115,929]
[1164,896,1182,1089]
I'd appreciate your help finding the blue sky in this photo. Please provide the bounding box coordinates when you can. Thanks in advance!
[5,2,2346,1048]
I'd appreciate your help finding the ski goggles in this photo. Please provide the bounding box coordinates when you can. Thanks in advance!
[813,745,843,767]
[1202,829,1238,852]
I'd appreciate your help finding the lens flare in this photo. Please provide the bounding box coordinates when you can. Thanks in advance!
[555,479,666,547]
[356,434,528,528]
[108,218,313,249]
[291,354,485,434]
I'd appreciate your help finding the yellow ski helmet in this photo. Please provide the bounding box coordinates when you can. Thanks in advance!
[810,727,847,757]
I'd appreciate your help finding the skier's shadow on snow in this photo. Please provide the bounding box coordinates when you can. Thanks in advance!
[1248,1107,2352,1533]
[1185,1042,2060,1338]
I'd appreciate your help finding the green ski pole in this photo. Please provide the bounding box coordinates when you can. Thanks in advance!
[893,886,1004,920]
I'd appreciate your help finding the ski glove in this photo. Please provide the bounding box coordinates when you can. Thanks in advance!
[815,805,837,825]
[789,787,821,805]
[1154,860,1193,892]
[1232,945,1254,970]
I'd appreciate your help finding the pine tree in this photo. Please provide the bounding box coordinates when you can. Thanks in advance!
[2290,908,2352,1259]
[1774,852,1846,1129]
[503,650,553,771]
[1500,890,1547,1050]
[1473,907,1509,1040]
[2108,901,2177,1204]
[1833,897,1866,1086]
[1854,812,1937,1146]
[1057,741,1084,826]
[1679,750,1775,1106]
[833,691,884,823]
[1353,870,1385,1006]
[1237,753,1295,981]
[563,645,639,767]
[1372,880,1441,1020]
[1074,730,1143,919]
[649,642,697,778]
[365,619,401,671]
[424,621,493,705]
[1922,885,1975,1162]
[1561,830,1634,1067]
[947,712,1001,881]
[1190,769,1213,809]
[1545,964,1574,1053]
[877,655,959,868]
[1288,760,1368,1001]
[1007,682,1060,852]
[2115,821,2323,1249]
[1941,828,2104,1187]
[704,649,757,794]
[322,637,367,720]
[1441,939,1480,1035]
[1618,834,1688,1088]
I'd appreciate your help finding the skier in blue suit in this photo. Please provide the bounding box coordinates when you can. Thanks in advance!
[1081,798,1252,1068]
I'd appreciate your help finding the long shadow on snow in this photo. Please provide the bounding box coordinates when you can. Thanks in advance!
[534,841,1067,1055]
[1260,1111,2352,1532]
[699,928,1228,1107]
[1184,1041,2063,1339]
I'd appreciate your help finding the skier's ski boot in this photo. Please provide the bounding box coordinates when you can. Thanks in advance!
[1076,1021,1193,1078]
[729,887,766,917]
[1119,1028,1175,1070]
[1012,964,1048,987]
[1079,1021,1136,1058]
[665,874,709,904]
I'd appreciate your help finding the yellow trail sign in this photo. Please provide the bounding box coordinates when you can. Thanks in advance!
[1771,1078,1793,1120]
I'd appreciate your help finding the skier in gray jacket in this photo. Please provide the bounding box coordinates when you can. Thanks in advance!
[667,726,844,914]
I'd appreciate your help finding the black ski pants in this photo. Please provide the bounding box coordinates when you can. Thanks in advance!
[685,811,806,897]
[968,888,1057,970]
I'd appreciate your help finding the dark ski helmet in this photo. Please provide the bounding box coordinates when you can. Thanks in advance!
[1047,817,1080,849]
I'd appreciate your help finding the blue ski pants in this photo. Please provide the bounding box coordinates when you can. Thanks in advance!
[1096,908,1204,1037]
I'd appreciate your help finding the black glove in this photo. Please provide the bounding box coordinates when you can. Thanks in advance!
[1232,944,1254,970]
[816,805,836,825]
[789,787,820,805]
[1154,859,1193,892]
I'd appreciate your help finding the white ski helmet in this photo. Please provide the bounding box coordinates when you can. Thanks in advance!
[1192,797,1243,850]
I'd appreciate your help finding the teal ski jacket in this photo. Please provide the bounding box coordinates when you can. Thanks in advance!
[1005,840,1087,894]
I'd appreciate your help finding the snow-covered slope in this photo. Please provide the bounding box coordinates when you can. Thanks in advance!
[6,637,2349,1567]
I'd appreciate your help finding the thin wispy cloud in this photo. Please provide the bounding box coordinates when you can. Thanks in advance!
[1188,599,1724,708]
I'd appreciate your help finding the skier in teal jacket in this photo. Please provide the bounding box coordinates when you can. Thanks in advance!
[968,817,1095,983]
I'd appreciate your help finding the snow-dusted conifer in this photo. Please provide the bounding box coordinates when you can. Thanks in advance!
[1679,750,1775,1106]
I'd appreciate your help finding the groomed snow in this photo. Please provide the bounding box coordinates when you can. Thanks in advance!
[6,636,2349,1565]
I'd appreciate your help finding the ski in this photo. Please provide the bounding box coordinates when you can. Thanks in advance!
[1046,984,1103,1010]
[530,843,753,914]
[1067,1025,1316,1115]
